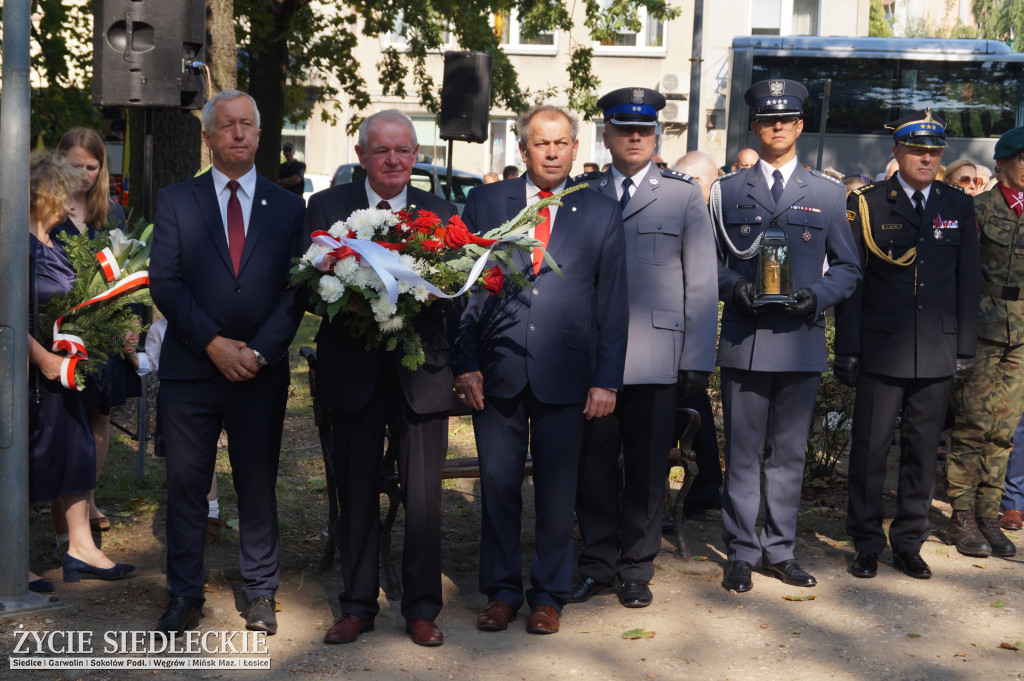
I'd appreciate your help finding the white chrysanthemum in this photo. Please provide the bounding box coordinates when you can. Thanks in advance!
[354,223,376,241]
[397,280,411,293]
[348,266,371,289]
[332,256,359,281]
[370,297,398,322]
[413,285,430,302]
[378,315,405,333]
[327,220,349,238]
[318,275,345,304]
[347,208,391,239]
[300,243,332,267]
[364,269,387,293]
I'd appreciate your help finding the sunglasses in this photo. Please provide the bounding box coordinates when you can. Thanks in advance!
[954,175,984,188]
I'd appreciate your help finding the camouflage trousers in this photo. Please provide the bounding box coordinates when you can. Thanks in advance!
[948,340,1024,517]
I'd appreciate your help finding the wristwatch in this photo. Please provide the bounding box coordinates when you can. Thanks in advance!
[251,349,269,368]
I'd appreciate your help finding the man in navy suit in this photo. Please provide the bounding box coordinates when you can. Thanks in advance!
[453,105,629,635]
[150,90,306,635]
[710,80,861,593]
[309,110,456,648]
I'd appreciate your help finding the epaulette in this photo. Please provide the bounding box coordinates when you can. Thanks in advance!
[944,182,968,194]
[850,181,885,198]
[809,168,843,185]
[661,168,694,183]
[574,170,603,183]
[715,168,744,182]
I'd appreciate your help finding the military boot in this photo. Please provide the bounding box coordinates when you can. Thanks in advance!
[976,517,1016,558]
[948,510,992,557]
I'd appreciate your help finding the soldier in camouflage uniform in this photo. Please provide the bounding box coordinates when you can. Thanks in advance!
[947,126,1024,559]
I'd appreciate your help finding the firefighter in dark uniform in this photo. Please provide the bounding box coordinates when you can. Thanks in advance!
[835,109,981,579]
[711,79,861,593]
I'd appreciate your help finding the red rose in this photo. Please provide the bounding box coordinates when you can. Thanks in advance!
[482,265,504,295]
[421,240,445,253]
[443,219,474,249]
[411,210,441,234]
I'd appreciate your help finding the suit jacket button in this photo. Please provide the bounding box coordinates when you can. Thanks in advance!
[919,282,925,288]
[234,285,241,293]
[657,225,662,230]
[529,324,536,331]
[532,288,539,295]
[918,305,924,310]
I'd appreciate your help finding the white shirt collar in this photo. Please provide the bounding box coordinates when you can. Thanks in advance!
[365,179,409,212]
[524,175,567,200]
[210,164,257,199]
[758,157,799,188]
[611,162,652,197]
[895,171,931,203]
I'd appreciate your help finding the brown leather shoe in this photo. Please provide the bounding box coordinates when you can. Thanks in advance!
[526,605,559,634]
[1000,508,1024,531]
[476,600,516,631]
[406,618,444,647]
[324,615,373,644]
[206,517,223,545]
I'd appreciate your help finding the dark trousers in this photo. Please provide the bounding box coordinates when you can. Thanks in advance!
[846,372,952,554]
[473,385,584,613]
[576,383,676,583]
[160,374,287,603]
[720,369,820,565]
[330,360,447,622]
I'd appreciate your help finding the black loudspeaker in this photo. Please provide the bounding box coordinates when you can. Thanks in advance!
[92,0,206,109]
[439,51,493,143]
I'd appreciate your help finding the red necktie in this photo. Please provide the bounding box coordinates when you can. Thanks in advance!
[532,190,553,275]
[377,200,391,210]
[227,180,245,275]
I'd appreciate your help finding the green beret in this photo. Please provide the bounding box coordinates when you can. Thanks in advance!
[994,126,1024,160]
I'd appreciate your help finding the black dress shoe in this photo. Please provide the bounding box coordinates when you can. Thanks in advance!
[762,559,817,587]
[721,560,753,593]
[245,595,278,635]
[893,551,931,579]
[849,551,878,578]
[567,575,613,603]
[617,580,653,608]
[154,597,203,635]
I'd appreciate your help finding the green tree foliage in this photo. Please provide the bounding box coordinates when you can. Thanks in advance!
[972,0,1024,50]
[0,0,101,146]
[868,0,894,37]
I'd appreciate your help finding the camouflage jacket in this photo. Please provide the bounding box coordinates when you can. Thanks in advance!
[976,187,1024,345]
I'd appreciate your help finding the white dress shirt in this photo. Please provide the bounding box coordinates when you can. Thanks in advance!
[210,165,257,240]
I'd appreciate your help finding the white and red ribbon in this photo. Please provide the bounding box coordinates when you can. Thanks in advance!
[96,247,123,283]
[51,270,150,390]
[310,232,528,305]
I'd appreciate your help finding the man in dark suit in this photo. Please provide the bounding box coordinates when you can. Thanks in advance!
[453,105,628,635]
[569,88,718,609]
[309,110,456,648]
[835,110,980,579]
[150,90,306,635]
[711,79,861,593]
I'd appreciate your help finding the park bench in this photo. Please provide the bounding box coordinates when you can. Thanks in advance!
[298,346,700,599]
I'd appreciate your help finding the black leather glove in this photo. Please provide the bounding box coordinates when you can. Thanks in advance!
[785,287,817,318]
[954,356,975,384]
[833,354,860,388]
[677,370,710,401]
[732,278,756,315]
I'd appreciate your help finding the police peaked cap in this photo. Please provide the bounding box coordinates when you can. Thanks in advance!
[744,79,808,118]
[885,109,948,149]
[597,87,666,127]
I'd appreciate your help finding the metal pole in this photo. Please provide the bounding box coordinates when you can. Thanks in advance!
[686,0,704,152]
[0,0,33,599]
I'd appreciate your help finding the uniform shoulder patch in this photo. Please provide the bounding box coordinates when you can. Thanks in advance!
[809,168,843,185]
[573,170,603,183]
[846,209,856,222]
[851,181,884,197]
[661,168,694,183]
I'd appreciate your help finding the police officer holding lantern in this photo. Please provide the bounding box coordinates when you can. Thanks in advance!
[711,79,861,593]
[835,110,980,579]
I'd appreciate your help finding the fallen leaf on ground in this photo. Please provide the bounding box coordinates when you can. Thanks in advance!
[907,633,921,638]
[621,628,656,640]
[972,563,987,569]
[990,599,1006,608]
[785,629,801,635]
[692,555,708,561]
[783,595,816,602]
[999,641,1021,652]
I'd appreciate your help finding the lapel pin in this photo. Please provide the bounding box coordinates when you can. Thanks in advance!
[572,206,577,212]
[649,177,658,186]
[802,230,811,242]
[261,199,267,206]
[599,178,609,188]
[889,190,898,198]
[740,225,751,237]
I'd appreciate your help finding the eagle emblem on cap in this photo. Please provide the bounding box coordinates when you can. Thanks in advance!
[631,89,645,104]
[769,81,785,96]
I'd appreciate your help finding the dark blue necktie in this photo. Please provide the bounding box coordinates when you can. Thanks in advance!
[619,177,632,212]
[912,190,925,219]
[771,169,784,205]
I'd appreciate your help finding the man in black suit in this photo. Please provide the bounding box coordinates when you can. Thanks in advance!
[835,110,980,579]
[308,110,456,647]
[150,90,306,635]
[453,105,629,635]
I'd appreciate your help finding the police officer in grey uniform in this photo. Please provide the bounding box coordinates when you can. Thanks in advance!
[835,110,980,579]
[711,79,861,593]
[570,88,719,608]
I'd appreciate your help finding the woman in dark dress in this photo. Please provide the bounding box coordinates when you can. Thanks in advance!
[55,127,129,536]
[28,151,134,584]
